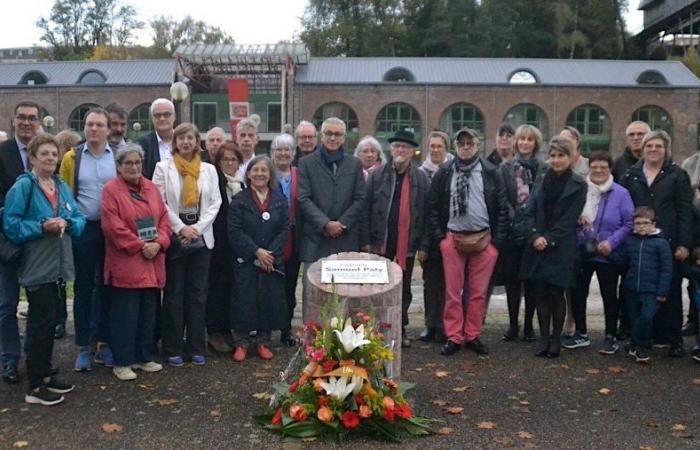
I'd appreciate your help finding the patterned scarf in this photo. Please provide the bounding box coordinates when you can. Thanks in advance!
[451,155,480,218]
[513,155,539,208]
[173,152,201,208]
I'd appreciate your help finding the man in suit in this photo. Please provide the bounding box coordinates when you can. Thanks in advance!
[202,127,226,163]
[297,117,366,321]
[139,98,175,180]
[236,118,259,179]
[292,121,318,167]
[105,102,129,150]
[0,101,41,384]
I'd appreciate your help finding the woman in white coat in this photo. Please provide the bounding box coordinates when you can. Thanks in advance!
[152,123,222,367]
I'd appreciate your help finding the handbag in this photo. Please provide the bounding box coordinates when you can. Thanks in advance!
[167,212,204,259]
[0,183,35,265]
[452,229,490,255]
[579,194,609,260]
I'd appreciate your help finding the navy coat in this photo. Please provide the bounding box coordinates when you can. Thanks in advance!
[611,231,672,297]
[228,187,289,333]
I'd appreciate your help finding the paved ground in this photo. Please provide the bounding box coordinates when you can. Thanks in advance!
[1,270,698,449]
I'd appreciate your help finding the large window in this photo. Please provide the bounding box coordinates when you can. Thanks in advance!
[312,102,360,148]
[439,103,485,135]
[128,103,153,140]
[77,70,107,84]
[68,103,100,132]
[566,104,612,155]
[632,106,673,135]
[267,103,282,133]
[375,102,421,147]
[193,102,218,133]
[19,70,48,85]
[504,103,549,140]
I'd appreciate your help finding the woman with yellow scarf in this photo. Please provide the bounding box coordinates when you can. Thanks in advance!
[153,123,222,368]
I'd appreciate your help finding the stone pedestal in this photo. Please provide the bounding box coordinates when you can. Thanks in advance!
[304,252,403,379]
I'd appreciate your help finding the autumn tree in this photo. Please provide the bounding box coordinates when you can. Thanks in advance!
[150,16,234,57]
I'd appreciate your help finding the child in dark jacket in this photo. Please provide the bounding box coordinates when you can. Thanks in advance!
[613,207,673,363]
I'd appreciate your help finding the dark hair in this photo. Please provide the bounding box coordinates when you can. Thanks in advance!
[215,141,244,167]
[14,101,40,116]
[85,107,111,128]
[588,151,612,168]
[633,206,655,222]
[497,122,515,136]
[105,102,128,119]
[27,133,59,158]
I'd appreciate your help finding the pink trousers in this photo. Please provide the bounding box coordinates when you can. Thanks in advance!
[440,232,499,344]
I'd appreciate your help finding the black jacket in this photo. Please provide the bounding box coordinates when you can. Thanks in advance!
[425,156,508,250]
[138,131,161,180]
[360,162,430,255]
[621,160,693,251]
[519,172,587,289]
[0,139,27,207]
[612,147,639,183]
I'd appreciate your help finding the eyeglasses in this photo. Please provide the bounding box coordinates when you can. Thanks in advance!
[15,114,39,123]
[323,131,345,139]
[456,140,478,148]
[153,112,173,119]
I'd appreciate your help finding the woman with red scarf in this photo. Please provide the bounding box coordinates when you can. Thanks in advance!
[228,156,289,362]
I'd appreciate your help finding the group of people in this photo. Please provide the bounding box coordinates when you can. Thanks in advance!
[1,97,699,408]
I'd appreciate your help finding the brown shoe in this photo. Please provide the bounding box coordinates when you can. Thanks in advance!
[232,347,247,362]
[257,344,274,360]
[209,333,233,353]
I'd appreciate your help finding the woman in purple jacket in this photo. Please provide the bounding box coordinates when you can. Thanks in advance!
[566,151,633,354]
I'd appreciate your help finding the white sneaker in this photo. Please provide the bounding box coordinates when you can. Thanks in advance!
[131,361,163,373]
[113,366,137,381]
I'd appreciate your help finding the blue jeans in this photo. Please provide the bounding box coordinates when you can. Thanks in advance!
[0,260,20,366]
[626,290,661,350]
[109,287,156,366]
[72,221,110,347]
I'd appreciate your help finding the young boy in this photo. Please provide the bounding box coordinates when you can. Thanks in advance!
[615,207,673,363]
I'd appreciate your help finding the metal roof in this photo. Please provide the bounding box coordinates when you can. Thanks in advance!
[295,57,700,88]
[175,43,309,65]
[0,59,175,86]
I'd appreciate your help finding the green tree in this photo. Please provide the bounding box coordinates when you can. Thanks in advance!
[150,15,234,57]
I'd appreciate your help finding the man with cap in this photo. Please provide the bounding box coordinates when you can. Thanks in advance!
[361,130,429,348]
[425,127,508,356]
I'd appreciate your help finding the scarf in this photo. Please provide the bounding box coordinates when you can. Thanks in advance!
[319,144,345,174]
[580,174,614,228]
[282,168,298,262]
[224,172,243,202]
[543,168,572,227]
[395,169,411,270]
[513,154,539,207]
[251,187,270,213]
[451,154,480,218]
[173,152,201,208]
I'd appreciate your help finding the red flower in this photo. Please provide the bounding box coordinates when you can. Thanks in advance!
[321,360,337,372]
[379,322,392,330]
[271,408,283,425]
[290,404,307,421]
[288,381,300,393]
[318,395,330,407]
[395,403,412,419]
[341,411,361,429]
[312,348,326,362]
[383,407,395,422]
[354,393,365,406]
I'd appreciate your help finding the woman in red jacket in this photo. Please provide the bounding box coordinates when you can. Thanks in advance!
[101,144,171,381]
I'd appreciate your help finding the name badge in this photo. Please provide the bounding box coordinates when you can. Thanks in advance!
[262,211,270,221]
[136,217,158,241]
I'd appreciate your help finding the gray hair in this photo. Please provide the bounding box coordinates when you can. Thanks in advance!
[149,98,175,117]
[295,120,317,137]
[642,130,671,158]
[116,143,145,165]
[244,155,278,190]
[321,117,346,135]
[354,135,386,164]
[271,133,296,154]
[105,102,128,119]
[236,118,258,138]
[205,127,226,139]
[626,120,651,135]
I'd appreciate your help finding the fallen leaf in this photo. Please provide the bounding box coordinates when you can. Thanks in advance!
[493,436,513,446]
[560,364,570,370]
[0,408,9,413]
[210,410,221,417]
[639,446,654,450]
[435,371,449,378]
[452,386,470,392]
[254,371,272,379]
[671,424,686,432]
[608,366,626,374]
[693,378,700,386]
[477,421,496,429]
[519,400,530,406]
[425,363,439,368]
[137,383,155,390]
[301,437,317,442]
[645,421,660,428]
[414,367,424,372]
[13,442,28,448]
[101,422,123,433]
[432,399,448,407]
[517,431,534,439]
[157,398,179,406]
[585,368,601,375]
[437,427,454,435]
[252,392,272,400]
[445,406,464,415]
[598,388,611,396]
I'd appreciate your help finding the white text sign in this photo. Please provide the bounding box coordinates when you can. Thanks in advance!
[321,260,389,284]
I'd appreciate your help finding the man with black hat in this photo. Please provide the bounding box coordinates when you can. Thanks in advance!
[425,128,508,356]
[361,130,429,348]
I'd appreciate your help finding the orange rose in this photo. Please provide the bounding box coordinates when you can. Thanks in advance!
[359,405,372,418]
[290,403,307,421]
[317,406,334,423]
[313,378,325,392]
[382,396,395,410]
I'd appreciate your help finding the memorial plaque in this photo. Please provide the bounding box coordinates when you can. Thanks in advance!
[321,260,389,284]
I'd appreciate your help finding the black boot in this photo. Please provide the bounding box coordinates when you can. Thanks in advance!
[548,293,566,358]
[535,289,551,357]
[523,286,537,342]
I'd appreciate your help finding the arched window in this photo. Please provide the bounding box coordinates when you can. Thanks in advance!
[19,70,48,85]
[128,103,154,140]
[77,70,107,84]
[509,69,538,84]
[632,106,673,136]
[312,102,360,148]
[439,103,485,135]
[565,104,612,155]
[383,67,415,83]
[504,103,549,140]
[68,103,100,132]
[375,102,422,148]
[637,70,668,85]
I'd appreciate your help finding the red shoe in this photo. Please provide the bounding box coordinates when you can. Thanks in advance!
[256,344,274,360]
[232,347,247,362]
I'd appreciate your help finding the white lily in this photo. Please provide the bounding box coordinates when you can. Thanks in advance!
[351,375,364,394]
[330,317,339,328]
[320,376,356,400]
[333,322,371,354]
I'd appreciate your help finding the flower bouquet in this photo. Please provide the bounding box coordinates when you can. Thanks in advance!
[254,293,436,442]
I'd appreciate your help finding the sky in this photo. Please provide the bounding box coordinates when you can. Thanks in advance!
[0,0,644,49]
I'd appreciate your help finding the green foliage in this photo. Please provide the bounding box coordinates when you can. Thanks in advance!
[150,15,235,57]
[681,49,700,78]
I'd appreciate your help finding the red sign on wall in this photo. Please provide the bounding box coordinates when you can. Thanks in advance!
[228,79,249,142]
